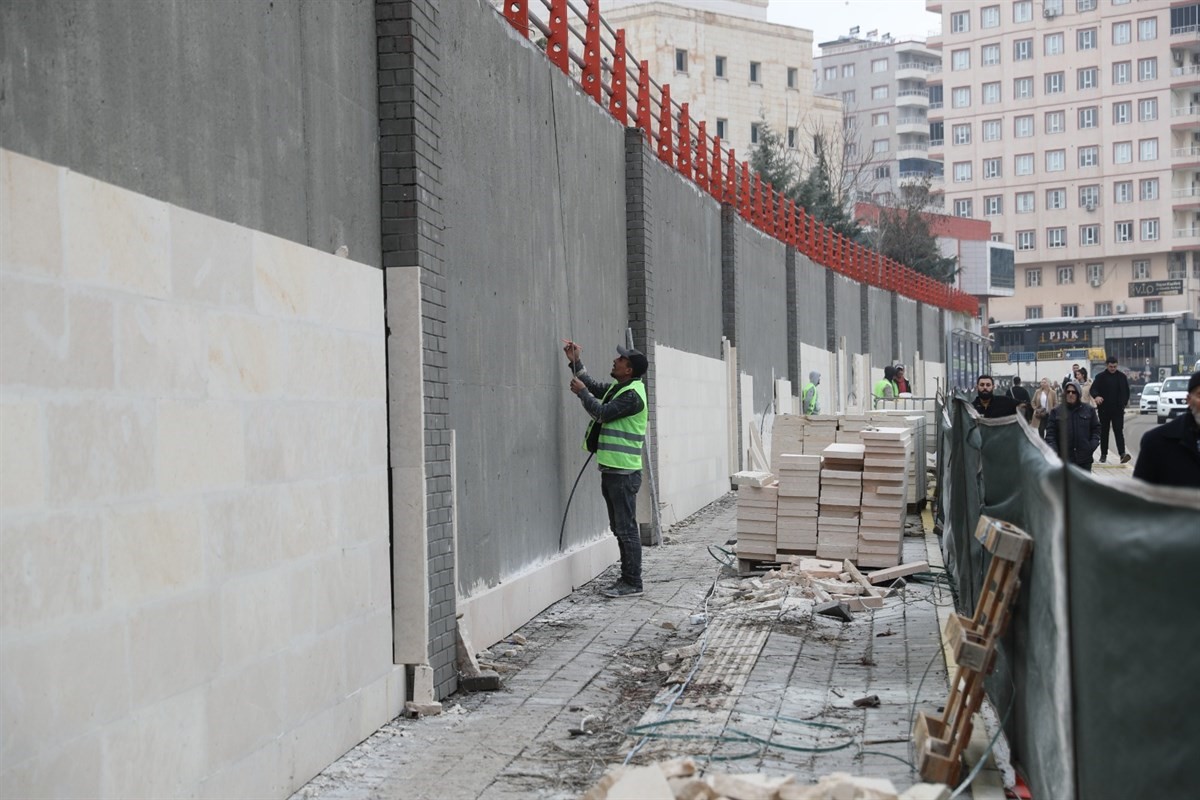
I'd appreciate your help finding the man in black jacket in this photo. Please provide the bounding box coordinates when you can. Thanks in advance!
[1046,380,1101,471]
[1134,372,1200,488]
[1006,376,1032,422]
[1090,355,1131,463]
[972,375,1019,418]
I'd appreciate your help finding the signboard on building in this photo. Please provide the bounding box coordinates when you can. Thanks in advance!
[1037,328,1089,348]
[1128,280,1183,297]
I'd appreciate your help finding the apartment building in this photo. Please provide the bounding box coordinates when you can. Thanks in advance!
[815,32,944,202]
[926,0,1200,375]
[602,0,842,168]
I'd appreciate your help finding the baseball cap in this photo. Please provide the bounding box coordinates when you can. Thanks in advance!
[1189,371,1200,393]
[616,346,648,377]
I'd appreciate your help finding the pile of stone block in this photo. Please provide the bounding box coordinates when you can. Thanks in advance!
[775,453,820,556]
[857,427,913,569]
[816,443,864,562]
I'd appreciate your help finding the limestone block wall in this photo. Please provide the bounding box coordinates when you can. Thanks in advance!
[0,149,402,798]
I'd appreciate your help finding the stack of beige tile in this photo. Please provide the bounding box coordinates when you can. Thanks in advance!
[858,427,912,568]
[775,453,820,557]
[803,416,839,455]
[769,415,807,476]
[736,483,778,561]
[870,411,926,506]
[835,414,871,446]
[817,443,864,561]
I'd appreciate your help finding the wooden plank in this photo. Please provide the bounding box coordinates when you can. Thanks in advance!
[867,560,929,584]
[843,558,886,597]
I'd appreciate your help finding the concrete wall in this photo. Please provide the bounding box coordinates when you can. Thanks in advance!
[0,0,380,267]
[733,222,789,416]
[924,306,945,366]
[0,150,401,798]
[867,286,892,367]
[833,274,864,358]
[897,297,920,369]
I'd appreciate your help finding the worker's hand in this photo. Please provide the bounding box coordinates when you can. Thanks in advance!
[1094,396,1104,405]
[562,339,581,364]
[570,377,584,395]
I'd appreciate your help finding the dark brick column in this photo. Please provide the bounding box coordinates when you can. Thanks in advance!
[786,247,798,387]
[376,0,457,699]
[860,283,870,366]
[890,292,900,363]
[721,204,740,463]
[825,268,837,354]
[916,302,925,358]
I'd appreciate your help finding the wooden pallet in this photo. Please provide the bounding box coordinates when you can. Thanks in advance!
[914,515,1032,786]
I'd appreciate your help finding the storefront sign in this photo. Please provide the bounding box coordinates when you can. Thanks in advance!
[1037,328,1089,347]
[1128,280,1183,297]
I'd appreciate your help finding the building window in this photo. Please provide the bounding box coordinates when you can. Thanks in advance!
[1046,150,1066,172]
[1139,139,1158,162]
[871,85,889,100]
[953,124,971,145]
[985,195,1003,215]
[1145,299,1163,314]
[873,138,889,154]
[1015,153,1034,176]
[716,118,727,139]
[1063,304,1079,318]
[1139,98,1157,121]
[1078,68,1098,90]
[750,122,761,144]
[953,161,972,182]
[991,233,1004,242]
[1026,267,1042,287]
[982,119,1002,141]
[1078,106,1098,128]
[1079,185,1100,209]
[1044,33,1064,56]
[823,66,837,81]
[1077,28,1097,50]
[1141,219,1159,241]
[750,61,761,83]
[1113,21,1131,44]
[1115,221,1133,242]
[983,157,1001,179]
[1045,72,1064,94]
[1045,111,1065,134]
[1133,259,1151,279]
[1140,178,1159,201]
[715,55,727,78]
[872,58,888,72]
[1114,102,1131,125]
[1014,77,1033,99]
[952,87,970,108]
[1114,181,1132,203]
[1088,263,1104,283]
[842,89,856,105]
[844,115,857,131]
[1114,141,1133,164]
[1112,61,1131,85]
[1018,230,1036,250]
[1026,306,1043,320]
[874,165,891,179]
[1048,227,1067,249]
[1079,146,1099,167]
[1047,188,1067,209]
[952,49,970,71]
[675,49,688,73]
[1078,0,1097,10]
[1096,302,1112,316]
[787,127,798,149]
[1016,191,1035,212]
[981,5,1000,27]
[872,112,889,126]
[1081,225,1100,246]
[1138,17,1157,40]
[787,67,798,89]
[842,63,855,77]
[1168,256,1186,280]
[1014,1,1033,23]
[1138,58,1157,81]
[1014,115,1034,137]
[1058,265,1075,284]
[983,82,1001,104]
[982,44,1000,66]
[951,11,970,32]
[1014,38,1032,60]
[954,198,973,217]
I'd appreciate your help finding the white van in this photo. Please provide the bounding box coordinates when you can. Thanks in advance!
[1156,375,1191,424]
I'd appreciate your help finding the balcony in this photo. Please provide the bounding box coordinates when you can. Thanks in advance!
[1172,64,1200,85]
[1172,24,1200,37]
[1172,186,1200,198]
[896,141,930,159]
[896,61,935,80]
[1172,104,1200,117]
[1173,145,1200,164]
[896,116,929,135]
[896,89,929,109]
[1174,227,1200,238]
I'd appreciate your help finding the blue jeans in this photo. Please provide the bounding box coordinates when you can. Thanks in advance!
[600,471,642,590]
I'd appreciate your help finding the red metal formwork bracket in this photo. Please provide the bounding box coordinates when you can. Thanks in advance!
[764,186,775,236]
[547,0,569,74]
[753,174,764,227]
[677,103,692,179]
[609,29,628,124]
[785,199,795,245]
[695,121,709,193]
[636,61,652,143]
[503,0,529,38]
[726,149,737,204]
[657,84,673,165]
[582,1,603,104]
[710,137,723,201]
[739,162,752,219]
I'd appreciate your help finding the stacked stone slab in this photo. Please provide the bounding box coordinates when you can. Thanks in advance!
[736,484,778,560]
[858,427,913,568]
[870,411,926,506]
[835,414,871,445]
[775,453,820,557]
[817,444,865,561]
[769,415,807,476]
[803,415,839,455]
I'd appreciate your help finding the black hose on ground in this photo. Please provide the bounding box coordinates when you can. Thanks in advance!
[558,452,594,552]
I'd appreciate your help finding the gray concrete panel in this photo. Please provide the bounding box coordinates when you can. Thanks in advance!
[833,274,863,355]
[795,254,827,348]
[897,297,919,366]
[735,222,789,415]
[925,306,945,363]
[868,287,892,365]
[439,2,627,592]
[0,0,381,265]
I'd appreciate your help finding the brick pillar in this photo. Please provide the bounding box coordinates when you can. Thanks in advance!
[890,291,900,363]
[786,247,798,388]
[860,283,870,367]
[721,204,740,464]
[376,0,457,700]
[825,267,837,354]
[917,302,925,357]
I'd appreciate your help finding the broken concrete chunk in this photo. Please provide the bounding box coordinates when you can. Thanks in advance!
[898,784,951,800]
[668,777,718,800]
[460,670,502,692]
[404,701,442,718]
[710,772,795,800]
[508,633,528,645]
[814,601,854,622]
[658,758,698,779]
[606,764,674,799]
[852,694,881,708]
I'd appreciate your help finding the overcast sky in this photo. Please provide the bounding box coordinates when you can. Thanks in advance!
[766,0,942,53]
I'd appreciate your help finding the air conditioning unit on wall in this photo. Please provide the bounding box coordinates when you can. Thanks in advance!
[1116,303,1128,313]
[1090,277,1102,287]
[1043,8,1059,18]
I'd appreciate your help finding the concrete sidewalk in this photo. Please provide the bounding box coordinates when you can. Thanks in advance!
[292,496,1005,800]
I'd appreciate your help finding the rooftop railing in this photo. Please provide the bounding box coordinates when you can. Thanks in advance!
[500,0,978,314]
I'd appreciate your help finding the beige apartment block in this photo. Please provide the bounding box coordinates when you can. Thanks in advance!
[815,33,944,202]
[926,0,1200,348]
[603,0,843,171]
[0,148,406,798]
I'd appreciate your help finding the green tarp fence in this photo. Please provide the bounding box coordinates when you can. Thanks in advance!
[937,398,1200,799]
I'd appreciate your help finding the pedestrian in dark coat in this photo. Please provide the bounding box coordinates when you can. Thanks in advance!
[1045,380,1101,471]
[1090,355,1131,463]
[1133,372,1200,488]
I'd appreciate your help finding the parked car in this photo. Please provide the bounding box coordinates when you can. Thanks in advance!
[1156,376,1191,424]
[1139,382,1162,415]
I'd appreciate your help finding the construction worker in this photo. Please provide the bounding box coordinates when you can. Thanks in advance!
[873,365,898,407]
[802,371,821,415]
[563,340,649,598]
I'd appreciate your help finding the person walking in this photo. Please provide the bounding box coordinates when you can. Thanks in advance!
[1045,380,1101,472]
[971,374,1018,418]
[802,371,821,415]
[564,340,649,598]
[1073,367,1094,405]
[894,364,911,394]
[1090,355,1131,463]
[1007,376,1032,422]
[1032,377,1057,439]
[1133,372,1200,488]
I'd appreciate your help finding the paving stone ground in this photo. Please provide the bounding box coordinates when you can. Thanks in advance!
[291,494,999,800]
